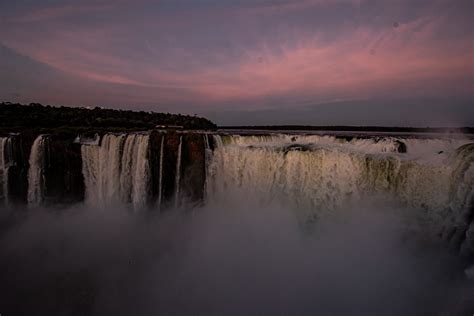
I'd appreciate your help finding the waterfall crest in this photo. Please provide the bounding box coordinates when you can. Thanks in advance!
[27,135,48,207]
[207,135,473,220]
[82,134,125,206]
[81,133,150,210]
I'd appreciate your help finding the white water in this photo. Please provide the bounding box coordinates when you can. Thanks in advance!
[446,143,474,255]
[208,135,474,227]
[81,133,150,210]
[174,136,183,208]
[27,135,47,207]
[131,134,151,210]
[75,132,473,253]
[157,135,165,210]
[7,132,474,314]
[203,134,212,200]
[82,134,125,206]
[74,134,100,146]
[217,134,471,158]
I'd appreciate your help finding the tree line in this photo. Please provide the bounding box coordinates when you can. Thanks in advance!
[0,102,216,130]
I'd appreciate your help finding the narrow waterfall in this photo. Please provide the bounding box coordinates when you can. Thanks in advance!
[27,135,47,207]
[174,136,183,208]
[131,134,150,210]
[120,135,139,203]
[203,134,212,199]
[157,135,165,210]
[81,133,150,210]
[0,137,12,206]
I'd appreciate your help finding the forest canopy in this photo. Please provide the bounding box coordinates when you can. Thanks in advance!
[0,102,216,130]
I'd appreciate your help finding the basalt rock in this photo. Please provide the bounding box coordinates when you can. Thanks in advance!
[2,134,34,206]
[42,135,84,205]
[180,134,206,204]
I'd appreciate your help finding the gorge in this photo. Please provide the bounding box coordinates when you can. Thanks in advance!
[1,129,474,314]
[0,131,473,257]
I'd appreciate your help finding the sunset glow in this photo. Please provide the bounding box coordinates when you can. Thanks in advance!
[0,0,472,125]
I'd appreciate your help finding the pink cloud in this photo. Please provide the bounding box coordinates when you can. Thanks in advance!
[245,0,363,15]
[11,3,116,23]
[0,3,471,108]
[180,15,472,102]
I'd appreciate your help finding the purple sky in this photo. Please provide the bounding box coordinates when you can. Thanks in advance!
[0,0,472,126]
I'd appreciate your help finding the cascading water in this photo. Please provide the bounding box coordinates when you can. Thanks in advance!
[442,143,474,254]
[207,135,474,240]
[174,136,182,208]
[81,133,150,210]
[4,131,474,315]
[27,135,48,207]
[157,135,165,210]
[82,134,126,206]
[131,134,151,210]
[203,134,212,199]
[10,131,474,255]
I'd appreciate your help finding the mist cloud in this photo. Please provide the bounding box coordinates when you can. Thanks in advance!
[0,201,473,315]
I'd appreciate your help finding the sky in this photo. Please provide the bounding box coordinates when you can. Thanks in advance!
[0,0,472,126]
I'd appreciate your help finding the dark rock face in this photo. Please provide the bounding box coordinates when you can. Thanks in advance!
[149,131,164,207]
[160,133,181,208]
[2,134,85,207]
[43,136,84,205]
[4,134,32,206]
[282,144,312,152]
[180,134,206,204]
[395,140,407,153]
[148,132,207,209]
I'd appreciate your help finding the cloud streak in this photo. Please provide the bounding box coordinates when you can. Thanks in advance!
[10,3,116,23]
[0,0,472,123]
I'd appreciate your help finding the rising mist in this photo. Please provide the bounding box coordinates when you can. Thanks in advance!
[0,199,473,315]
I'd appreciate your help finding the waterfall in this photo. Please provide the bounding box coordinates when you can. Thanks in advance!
[174,136,183,208]
[203,134,212,200]
[207,135,473,220]
[442,143,474,255]
[82,134,126,206]
[213,135,224,148]
[157,135,165,210]
[0,137,12,206]
[131,134,150,210]
[120,135,139,203]
[27,135,48,207]
[81,133,150,210]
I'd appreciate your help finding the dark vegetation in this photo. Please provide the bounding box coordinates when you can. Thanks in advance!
[0,102,217,134]
[221,125,474,134]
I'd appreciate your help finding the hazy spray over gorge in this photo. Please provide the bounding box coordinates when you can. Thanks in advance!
[0,132,474,315]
